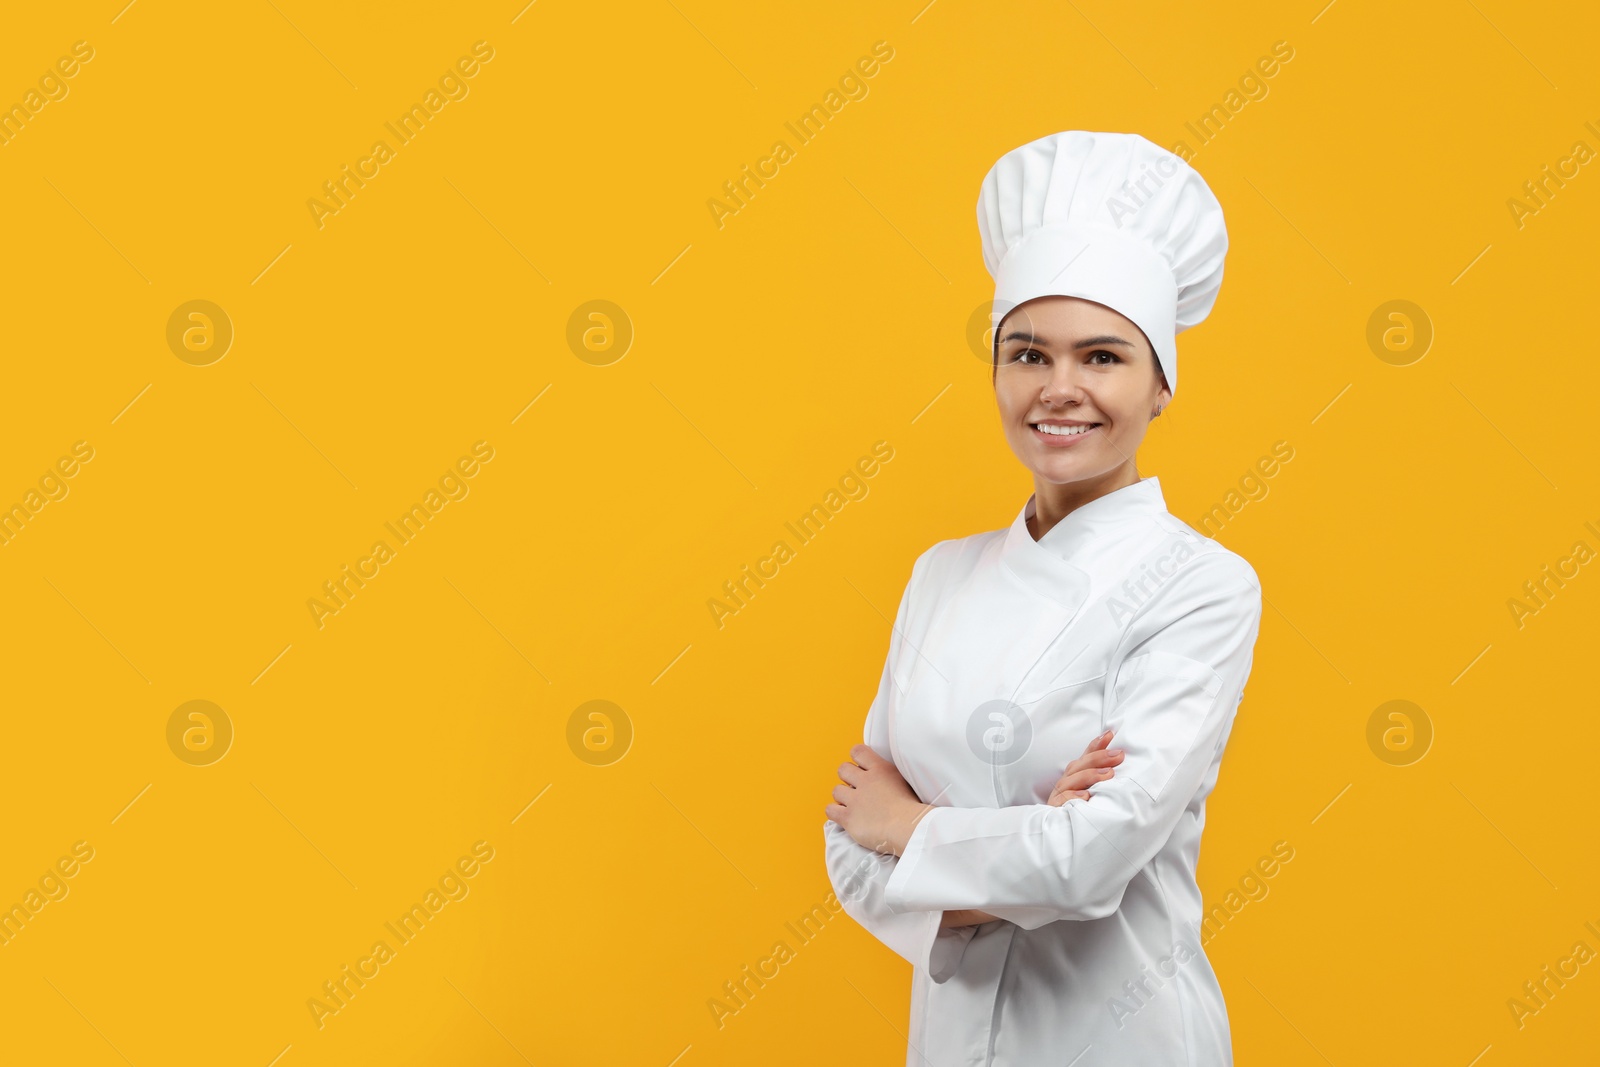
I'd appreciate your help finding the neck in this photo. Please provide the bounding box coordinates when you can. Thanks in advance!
[1028,465,1141,541]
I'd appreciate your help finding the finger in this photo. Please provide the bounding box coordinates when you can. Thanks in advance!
[850,744,885,769]
[1060,751,1111,779]
[825,803,848,824]
[1062,745,1125,778]
[1056,757,1122,785]
[831,784,853,804]
[837,762,863,786]
[1079,728,1115,757]
[1047,788,1090,807]
[1053,766,1115,793]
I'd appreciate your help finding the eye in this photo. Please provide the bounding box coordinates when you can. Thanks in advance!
[1006,347,1046,365]
[1087,350,1123,365]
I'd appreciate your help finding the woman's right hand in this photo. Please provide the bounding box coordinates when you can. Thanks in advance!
[1047,728,1124,806]
[940,909,1000,929]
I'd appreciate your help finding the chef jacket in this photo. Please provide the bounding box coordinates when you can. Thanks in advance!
[823,476,1262,1066]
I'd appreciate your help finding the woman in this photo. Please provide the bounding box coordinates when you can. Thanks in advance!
[823,130,1262,1066]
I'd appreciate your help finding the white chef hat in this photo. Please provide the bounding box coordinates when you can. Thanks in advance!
[977,130,1228,396]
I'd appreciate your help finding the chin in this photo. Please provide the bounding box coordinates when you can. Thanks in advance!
[1033,450,1115,483]
[1034,466,1091,486]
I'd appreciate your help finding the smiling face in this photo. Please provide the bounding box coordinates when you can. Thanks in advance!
[992,295,1171,505]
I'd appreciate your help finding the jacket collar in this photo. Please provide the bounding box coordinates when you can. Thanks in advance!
[999,476,1167,592]
[1024,476,1166,560]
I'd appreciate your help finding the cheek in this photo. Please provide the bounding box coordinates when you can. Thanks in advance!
[1104,413,1152,449]
[1098,387,1150,426]
[992,388,1015,421]
[994,379,1032,420]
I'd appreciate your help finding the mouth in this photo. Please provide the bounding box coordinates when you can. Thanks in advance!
[1030,421,1101,446]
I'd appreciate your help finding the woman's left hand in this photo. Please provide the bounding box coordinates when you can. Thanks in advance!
[826,744,932,857]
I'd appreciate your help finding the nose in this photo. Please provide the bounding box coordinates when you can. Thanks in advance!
[1041,361,1088,405]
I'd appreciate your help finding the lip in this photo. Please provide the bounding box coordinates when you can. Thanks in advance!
[1030,421,1101,447]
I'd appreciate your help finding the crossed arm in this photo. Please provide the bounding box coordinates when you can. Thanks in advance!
[824,547,1261,980]
[824,730,1125,929]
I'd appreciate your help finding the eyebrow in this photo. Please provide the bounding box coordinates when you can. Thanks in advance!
[997,332,1136,349]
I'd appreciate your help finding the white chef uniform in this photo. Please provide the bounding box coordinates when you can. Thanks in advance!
[823,476,1261,1066]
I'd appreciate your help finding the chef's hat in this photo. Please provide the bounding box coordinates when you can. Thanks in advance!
[977,130,1228,396]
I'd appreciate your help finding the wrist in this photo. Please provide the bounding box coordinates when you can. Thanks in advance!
[892,801,934,856]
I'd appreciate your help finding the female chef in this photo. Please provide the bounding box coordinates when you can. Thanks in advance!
[823,130,1262,1066]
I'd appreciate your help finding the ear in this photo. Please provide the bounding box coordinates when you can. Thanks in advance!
[1154,374,1172,415]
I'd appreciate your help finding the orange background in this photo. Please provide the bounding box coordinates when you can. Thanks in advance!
[1,1,1597,1064]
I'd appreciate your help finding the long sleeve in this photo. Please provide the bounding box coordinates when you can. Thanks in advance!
[822,549,978,981]
[882,553,1262,929]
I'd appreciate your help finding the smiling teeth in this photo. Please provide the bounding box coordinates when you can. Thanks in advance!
[1037,423,1097,436]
